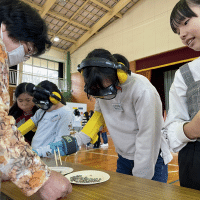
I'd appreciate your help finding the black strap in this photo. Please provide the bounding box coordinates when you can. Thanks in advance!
[37,111,46,124]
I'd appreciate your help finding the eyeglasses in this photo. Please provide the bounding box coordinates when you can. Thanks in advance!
[25,42,37,56]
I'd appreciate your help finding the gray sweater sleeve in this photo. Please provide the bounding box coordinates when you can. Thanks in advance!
[132,88,163,179]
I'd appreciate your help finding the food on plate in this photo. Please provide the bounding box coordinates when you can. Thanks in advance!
[70,175,102,183]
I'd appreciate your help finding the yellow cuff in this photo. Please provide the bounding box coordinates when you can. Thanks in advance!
[82,111,105,144]
[18,119,36,136]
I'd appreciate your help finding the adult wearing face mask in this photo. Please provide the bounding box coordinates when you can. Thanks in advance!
[0,0,72,200]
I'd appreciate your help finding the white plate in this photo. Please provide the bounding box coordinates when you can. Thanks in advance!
[65,170,110,185]
[49,167,73,175]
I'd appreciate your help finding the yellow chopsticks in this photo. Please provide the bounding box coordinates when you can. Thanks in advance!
[57,147,62,165]
[54,147,62,166]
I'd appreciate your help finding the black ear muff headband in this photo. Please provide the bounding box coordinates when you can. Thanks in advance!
[33,86,61,104]
[77,57,131,75]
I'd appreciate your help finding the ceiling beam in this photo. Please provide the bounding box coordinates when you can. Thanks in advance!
[51,46,66,53]
[55,0,90,36]
[90,0,122,18]
[69,0,132,54]
[48,10,90,31]
[40,0,57,18]
[21,0,90,31]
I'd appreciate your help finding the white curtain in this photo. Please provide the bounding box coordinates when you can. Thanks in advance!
[164,69,177,113]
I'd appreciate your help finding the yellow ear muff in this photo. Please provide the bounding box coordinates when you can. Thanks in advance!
[117,62,128,84]
[49,92,61,104]
[117,69,128,84]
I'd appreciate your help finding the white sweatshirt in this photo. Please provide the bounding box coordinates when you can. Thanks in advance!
[93,73,172,179]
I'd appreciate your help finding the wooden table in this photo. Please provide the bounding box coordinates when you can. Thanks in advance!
[2,158,200,200]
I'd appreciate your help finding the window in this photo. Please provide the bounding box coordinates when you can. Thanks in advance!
[22,57,59,86]
[9,57,67,92]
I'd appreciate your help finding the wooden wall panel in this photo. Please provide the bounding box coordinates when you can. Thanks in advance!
[135,46,200,71]
[137,70,152,81]
[9,86,16,107]
[129,61,136,73]
[71,72,95,112]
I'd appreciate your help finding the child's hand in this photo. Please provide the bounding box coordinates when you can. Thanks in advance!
[49,141,65,156]
[184,110,200,139]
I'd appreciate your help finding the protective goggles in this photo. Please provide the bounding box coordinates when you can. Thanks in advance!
[32,98,51,110]
[85,83,118,100]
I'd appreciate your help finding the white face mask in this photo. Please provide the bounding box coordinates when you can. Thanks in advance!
[1,23,29,67]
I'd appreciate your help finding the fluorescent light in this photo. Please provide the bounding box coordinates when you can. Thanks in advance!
[54,36,59,42]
